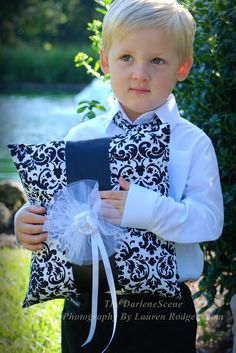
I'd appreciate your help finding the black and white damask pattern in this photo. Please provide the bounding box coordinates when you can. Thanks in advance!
[109,112,181,298]
[8,114,181,307]
[9,141,67,206]
[8,142,80,307]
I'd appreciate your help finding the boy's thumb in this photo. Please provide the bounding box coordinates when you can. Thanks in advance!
[119,176,130,191]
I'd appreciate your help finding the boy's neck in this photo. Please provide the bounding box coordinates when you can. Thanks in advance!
[118,97,170,123]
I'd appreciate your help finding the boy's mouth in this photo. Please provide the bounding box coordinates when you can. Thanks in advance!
[130,87,150,93]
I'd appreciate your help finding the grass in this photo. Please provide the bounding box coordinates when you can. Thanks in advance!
[0,247,64,353]
[0,249,232,353]
[0,151,18,180]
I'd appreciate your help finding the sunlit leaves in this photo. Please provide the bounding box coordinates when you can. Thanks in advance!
[77,99,106,120]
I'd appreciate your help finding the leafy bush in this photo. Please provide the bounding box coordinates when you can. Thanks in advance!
[76,0,236,314]
[174,0,236,314]
[0,0,96,45]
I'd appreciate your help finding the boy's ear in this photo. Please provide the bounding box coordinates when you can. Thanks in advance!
[100,48,110,74]
[177,57,193,81]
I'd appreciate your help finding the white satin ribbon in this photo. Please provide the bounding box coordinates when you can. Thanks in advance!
[71,210,97,236]
[82,230,118,353]
[43,180,122,352]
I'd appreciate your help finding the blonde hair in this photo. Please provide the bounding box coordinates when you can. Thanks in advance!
[102,0,196,63]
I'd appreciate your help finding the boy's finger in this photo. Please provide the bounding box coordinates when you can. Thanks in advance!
[119,176,130,190]
[102,216,120,226]
[100,206,122,225]
[21,213,47,224]
[27,205,46,214]
[21,232,48,245]
[20,241,45,251]
[100,190,127,200]
[20,224,46,234]
[101,207,121,219]
[101,200,122,209]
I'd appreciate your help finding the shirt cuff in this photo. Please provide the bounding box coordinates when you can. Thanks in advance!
[120,183,160,229]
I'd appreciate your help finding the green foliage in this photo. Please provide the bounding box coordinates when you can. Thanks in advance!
[74,0,112,117]
[75,49,101,79]
[175,0,236,313]
[77,100,106,120]
[74,1,111,80]
[0,0,96,45]
[76,0,236,314]
[0,248,63,353]
[93,0,112,17]
[88,19,103,54]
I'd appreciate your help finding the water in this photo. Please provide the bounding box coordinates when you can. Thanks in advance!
[0,94,80,180]
[0,79,113,180]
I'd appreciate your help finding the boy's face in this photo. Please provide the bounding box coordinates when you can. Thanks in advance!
[101,27,192,121]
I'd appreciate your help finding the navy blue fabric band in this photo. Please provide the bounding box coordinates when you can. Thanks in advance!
[65,138,111,190]
[65,138,118,293]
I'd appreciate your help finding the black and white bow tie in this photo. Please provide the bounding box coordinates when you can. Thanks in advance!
[113,111,163,132]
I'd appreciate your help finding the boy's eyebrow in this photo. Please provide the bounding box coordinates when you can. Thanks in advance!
[117,48,166,57]
[117,48,134,54]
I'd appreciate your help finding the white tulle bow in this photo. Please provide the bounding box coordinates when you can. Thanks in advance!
[43,179,124,352]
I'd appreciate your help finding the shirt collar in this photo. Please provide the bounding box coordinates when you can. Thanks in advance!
[105,94,181,132]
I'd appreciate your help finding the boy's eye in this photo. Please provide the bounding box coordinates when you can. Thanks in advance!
[152,57,165,65]
[121,55,133,62]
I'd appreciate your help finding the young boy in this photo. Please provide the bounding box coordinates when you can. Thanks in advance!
[15,0,224,352]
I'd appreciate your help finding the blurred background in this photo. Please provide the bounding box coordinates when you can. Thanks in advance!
[0,0,107,180]
[0,0,96,88]
[0,3,113,353]
[0,1,235,353]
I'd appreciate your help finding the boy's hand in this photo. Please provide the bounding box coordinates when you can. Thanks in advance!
[100,176,130,225]
[15,205,48,251]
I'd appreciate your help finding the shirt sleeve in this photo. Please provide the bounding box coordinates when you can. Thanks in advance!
[64,125,80,141]
[120,136,224,244]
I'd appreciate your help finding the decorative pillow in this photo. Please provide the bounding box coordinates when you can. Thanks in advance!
[8,119,181,308]
[8,139,113,307]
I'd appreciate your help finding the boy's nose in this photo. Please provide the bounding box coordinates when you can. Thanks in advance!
[131,64,150,81]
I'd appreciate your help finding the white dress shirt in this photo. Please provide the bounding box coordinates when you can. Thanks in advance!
[65,94,224,282]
